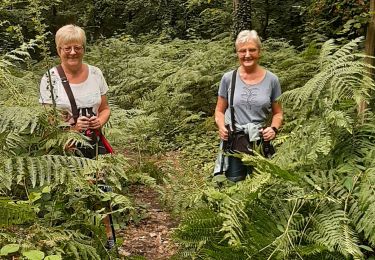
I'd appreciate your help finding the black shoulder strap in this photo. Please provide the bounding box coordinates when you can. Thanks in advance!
[56,65,79,124]
[230,69,237,132]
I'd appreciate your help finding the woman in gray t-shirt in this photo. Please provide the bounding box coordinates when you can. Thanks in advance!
[214,30,283,182]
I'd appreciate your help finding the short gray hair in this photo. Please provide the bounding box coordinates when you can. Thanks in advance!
[235,30,261,50]
[55,24,86,51]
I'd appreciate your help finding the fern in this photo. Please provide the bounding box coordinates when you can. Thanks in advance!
[64,240,101,260]
[1,155,91,190]
[280,38,375,111]
[0,107,44,133]
[85,37,235,150]
[0,224,107,259]
[356,167,375,246]
[309,209,363,259]
[0,198,35,226]
[175,208,223,245]
[1,153,130,191]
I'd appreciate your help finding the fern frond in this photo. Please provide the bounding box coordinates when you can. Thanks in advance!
[174,207,223,245]
[202,188,247,247]
[356,167,375,246]
[323,109,353,133]
[0,106,45,134]
[42,130,90,154]
[65,240,101,260]
[242,153,299,182]
[330,37,363,65]
[102,192,133,215]
[309,209,363,258]
[1,155,92,190]
[281,38,374,111]
[1,153,131,191]
[0,198,35,226]
[273,120,333,169]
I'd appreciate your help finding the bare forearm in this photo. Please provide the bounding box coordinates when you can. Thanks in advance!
[215,96,229,140]
[215,111,225,129]
[271,112,283,129]
[271,102,283,130]
[98,108,110,127]
[215,111,229,140]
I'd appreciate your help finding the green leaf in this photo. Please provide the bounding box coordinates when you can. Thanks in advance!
[42,186,51,193]
[0,244,20,255]
[212,174,227,183]
[277,224,284,232]
[22,250,45,260]
[343,176,353,191]
[29,192,42,202]
[353,23,362,29]
[44,255,62,260]
[358,245,374,252]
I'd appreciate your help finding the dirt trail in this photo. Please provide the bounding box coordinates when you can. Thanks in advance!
[117,185,178,259]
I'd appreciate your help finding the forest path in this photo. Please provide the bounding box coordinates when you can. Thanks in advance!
[117,185,179,259]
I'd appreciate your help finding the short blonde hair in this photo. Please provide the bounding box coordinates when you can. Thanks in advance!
[235,30,261,50]
[55,24,86,51]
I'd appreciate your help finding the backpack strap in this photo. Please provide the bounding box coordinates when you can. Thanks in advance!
[56,65,79,124]
[230,69,237,132]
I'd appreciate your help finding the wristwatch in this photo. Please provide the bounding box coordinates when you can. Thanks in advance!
[271,126,279,134]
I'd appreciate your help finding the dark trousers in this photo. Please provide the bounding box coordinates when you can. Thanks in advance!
[223,138,274,182]
[77,132,108,159]
[78,140,108,158]
[225,156,253,182]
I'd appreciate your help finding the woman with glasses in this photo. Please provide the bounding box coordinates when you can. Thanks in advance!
[214,30,283,182]
[39,24,110,141]
[39,24,114,248]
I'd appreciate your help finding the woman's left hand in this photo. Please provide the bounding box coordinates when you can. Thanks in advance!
[260,127,276,141]
[88,116,102,130]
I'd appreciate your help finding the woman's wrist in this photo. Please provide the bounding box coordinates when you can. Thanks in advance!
[98,117,106,129]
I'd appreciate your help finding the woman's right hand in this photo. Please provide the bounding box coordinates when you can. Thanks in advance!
[219,125,228,141]
[215,96,229,141]
[74,116,90,132]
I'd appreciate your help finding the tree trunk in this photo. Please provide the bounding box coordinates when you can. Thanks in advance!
[233,0,252,40]
[261,0,270,38]
[365,0,375,74]
[233,0,239,11]
[359,0,375,116]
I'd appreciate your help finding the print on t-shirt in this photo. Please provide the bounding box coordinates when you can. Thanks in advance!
[241,87,261,112]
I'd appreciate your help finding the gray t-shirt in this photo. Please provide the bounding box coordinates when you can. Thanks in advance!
[218,69,281,126]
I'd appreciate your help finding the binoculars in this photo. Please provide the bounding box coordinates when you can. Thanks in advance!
[80,107,95,118]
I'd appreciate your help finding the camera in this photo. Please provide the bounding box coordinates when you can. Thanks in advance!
[259,127,275,158]
[223,124,234,153]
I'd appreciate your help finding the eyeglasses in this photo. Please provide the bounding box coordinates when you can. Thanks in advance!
[60,45,84,54]
[237,48,258,56]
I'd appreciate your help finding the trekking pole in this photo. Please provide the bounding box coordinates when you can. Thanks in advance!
[93,128,117,250]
